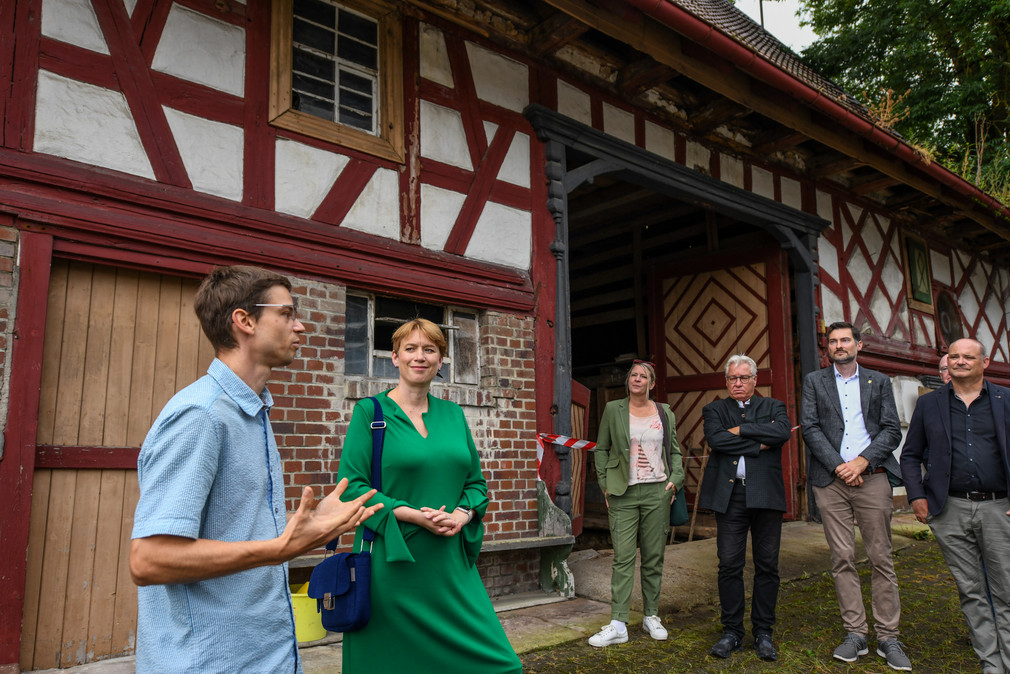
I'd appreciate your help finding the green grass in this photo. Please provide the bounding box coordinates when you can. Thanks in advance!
[521,539,976,672]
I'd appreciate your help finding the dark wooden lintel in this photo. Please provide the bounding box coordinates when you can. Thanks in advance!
[527,10,590,57]
[617,56,680,97]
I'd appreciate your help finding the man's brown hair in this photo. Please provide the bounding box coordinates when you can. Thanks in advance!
[194,265,291,352]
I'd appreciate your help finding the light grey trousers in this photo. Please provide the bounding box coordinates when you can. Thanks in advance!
[930,496,1010,674]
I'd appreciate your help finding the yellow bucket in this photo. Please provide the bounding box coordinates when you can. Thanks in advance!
[290,582,327,643]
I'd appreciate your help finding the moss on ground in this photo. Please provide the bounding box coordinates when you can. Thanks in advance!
[521,539,973,672]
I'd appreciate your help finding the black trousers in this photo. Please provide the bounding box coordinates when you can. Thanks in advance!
[715,483,783,638]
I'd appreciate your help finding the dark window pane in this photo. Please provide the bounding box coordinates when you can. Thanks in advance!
[374,298,443,351]
[293,93,334,120]
[339,107,372,131]
[293,18,334,55]
[338,88,372,117]
[452,313,478,385]
[338,10,377,46]
[294,0,334,28]
[337,39,377,71]
[293,73,335,100]
[345,296,368,375]
[292,48,334,81]
[340,69,371,95]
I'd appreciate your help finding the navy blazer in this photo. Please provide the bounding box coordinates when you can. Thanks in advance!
[700,395,792,513]
[801,365,902,489]
[899,381,1010,515]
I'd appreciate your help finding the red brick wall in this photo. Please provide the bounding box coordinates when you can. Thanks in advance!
[266,280,543,592]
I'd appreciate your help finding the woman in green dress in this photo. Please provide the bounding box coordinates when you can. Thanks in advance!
[337,318,522,673]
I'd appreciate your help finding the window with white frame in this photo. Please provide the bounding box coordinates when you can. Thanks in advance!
[346,294,479,385]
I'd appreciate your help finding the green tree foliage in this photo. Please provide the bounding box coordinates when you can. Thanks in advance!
[800,0,1010,198]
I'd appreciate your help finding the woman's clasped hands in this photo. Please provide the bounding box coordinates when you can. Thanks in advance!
[419,505,469,536]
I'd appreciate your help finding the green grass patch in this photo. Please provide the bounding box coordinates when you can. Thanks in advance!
[521,540,973,672]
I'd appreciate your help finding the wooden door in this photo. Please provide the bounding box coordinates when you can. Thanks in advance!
[21,260,213,670]
[651,248,799,518]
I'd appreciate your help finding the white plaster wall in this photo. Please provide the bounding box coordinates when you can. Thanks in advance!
[931,249,951,286]
[498,131,531,188]
[817,235,839,281]
[751,166,774,199]
[685,140,709,172]
[420,184,466,251]
[557,81,591,126]
[342,168,400,240]
[644,121,675,162]
[123,0,138,17]
[42,0,109,54]
[420,101,470,169]
[820,286,844,325]
[602,103,634,145]
[419,23,453,88]
[466,42,528,113]
[816,189,833,221]
[274,138,349,219]
[163,106,243,201]
[780,177,802,210]
[880,255,904,303]
[721,154,744,189]
[35,70,155,179]
[152,5,245,97]
[465,202,531,269]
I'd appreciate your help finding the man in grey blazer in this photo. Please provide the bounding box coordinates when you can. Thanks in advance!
[801,321,909,671]
[702,354,791,662]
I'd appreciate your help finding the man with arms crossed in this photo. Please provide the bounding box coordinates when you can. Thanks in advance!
[130,266,381,673]
[801,321,909,670]
[901,338,1010,673]
[702,354,791,662]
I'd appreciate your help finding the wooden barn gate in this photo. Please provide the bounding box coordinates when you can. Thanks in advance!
[20,260,213,670]
[651,247,800,519]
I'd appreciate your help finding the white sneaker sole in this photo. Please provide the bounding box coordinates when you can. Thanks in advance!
[833,648,868,663]
[588,634,628,648]
[644,627,668,641]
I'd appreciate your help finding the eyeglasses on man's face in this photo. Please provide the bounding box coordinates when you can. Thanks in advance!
[726,375,756,383]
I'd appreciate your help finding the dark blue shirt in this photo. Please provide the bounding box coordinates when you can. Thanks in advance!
[949,381,1007,492]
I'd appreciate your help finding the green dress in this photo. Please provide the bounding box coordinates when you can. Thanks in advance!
[337,391,522,674]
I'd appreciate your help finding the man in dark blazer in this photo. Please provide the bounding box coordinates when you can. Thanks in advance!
[702,354,792,662]
[801,321,909,671]
[901,338,1010,673]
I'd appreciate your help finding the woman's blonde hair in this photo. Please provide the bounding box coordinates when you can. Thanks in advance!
[391,318,448,358]
[625,360,657,397]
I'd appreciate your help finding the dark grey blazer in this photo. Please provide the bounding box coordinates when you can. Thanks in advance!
[700,395,792,513]
[900,381,1010,515]
[801,365,902,489]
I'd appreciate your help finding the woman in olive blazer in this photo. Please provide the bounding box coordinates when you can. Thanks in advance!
[589,360,685,648]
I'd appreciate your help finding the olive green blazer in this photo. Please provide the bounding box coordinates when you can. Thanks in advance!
[594,397,685,496]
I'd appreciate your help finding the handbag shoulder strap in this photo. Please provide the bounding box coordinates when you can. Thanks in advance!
[361,396,385,543]
[327,396,385,550]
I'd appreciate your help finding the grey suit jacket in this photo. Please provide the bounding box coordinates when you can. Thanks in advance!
[700,395,792,513]
[801,364,902,488]
[900,380,1010,515]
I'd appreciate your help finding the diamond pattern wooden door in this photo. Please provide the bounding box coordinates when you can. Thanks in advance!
[651,248,799,518]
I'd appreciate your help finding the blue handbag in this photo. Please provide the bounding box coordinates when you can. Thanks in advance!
[308,396,384,633]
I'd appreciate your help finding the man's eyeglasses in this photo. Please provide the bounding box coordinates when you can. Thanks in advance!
[726,375,756,383]
[254,303,298,320]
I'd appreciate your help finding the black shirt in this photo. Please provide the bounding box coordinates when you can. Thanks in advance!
[948,382,1007,492]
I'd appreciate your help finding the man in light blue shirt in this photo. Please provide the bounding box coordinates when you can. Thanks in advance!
[131,266,381,673]
[801,321,908,671]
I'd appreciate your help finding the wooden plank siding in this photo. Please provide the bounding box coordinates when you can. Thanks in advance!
[21,260,212,669]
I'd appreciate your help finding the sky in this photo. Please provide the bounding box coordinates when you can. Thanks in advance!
[735,0,818,53]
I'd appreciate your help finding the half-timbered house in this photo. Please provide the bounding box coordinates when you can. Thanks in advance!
[3,0,1010,669]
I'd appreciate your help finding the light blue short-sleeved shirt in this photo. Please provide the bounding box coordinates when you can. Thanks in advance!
[133,359,301,674]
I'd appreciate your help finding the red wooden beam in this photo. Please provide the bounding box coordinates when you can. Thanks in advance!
[5,0,42,152]
[35,446,140,469]
[444,35,486,168]
[39,37,118,89]
[0,230,52,668]
[243,0,275,209]
[421,159,530,211]
[312,159,379,226]
[133,0,173,65]
[0,0,16,145]
[443,128,515,255]
[400,17,421,244]
[92,0,192,187]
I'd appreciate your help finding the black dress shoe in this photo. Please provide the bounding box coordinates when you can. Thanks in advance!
[710,633,742,658]
[754,634,778,661]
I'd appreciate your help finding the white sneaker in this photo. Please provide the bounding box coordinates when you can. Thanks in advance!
[588,624,628,647]
[643,615,668,641]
